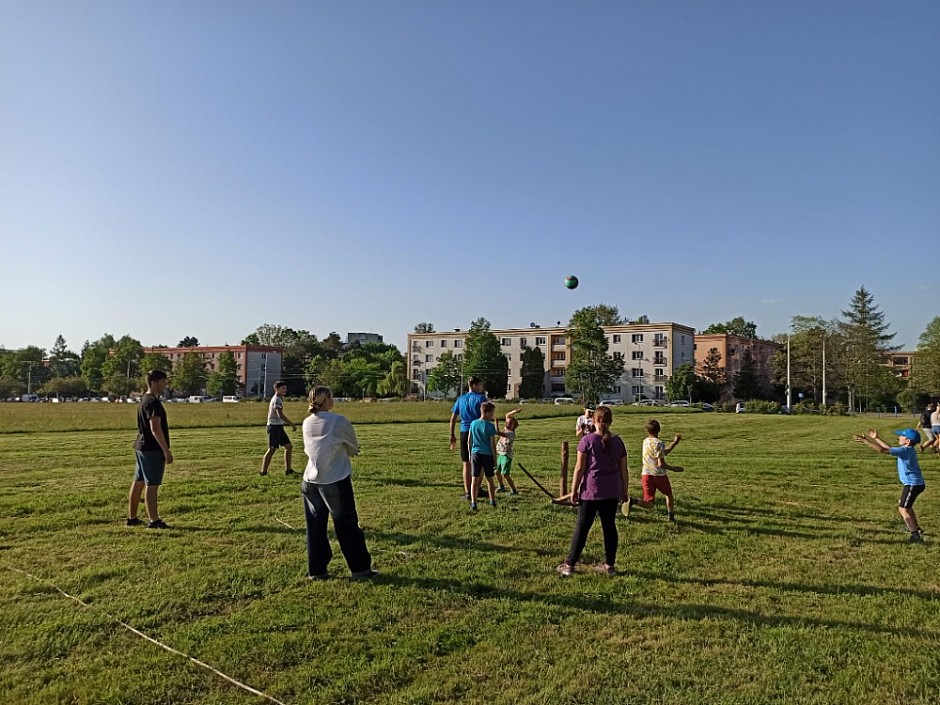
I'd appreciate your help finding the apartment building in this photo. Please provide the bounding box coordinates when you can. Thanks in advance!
[885,351,916,382]
[693,334,782,399]
[407,322,696,401]
[142,345,282,397]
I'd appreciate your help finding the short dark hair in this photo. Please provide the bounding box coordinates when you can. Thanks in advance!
[645,419,661,436]
[146,369,168,385]
[468,376,483,387]
[481,401,496,414]
[274,381,287,389]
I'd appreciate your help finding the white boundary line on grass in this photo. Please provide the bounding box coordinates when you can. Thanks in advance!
[6,566,290,705]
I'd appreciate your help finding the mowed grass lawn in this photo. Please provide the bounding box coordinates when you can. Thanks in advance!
[1,403,939,705]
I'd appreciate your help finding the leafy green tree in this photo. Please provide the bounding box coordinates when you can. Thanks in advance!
[378,360,408,397]
[177,336,199,347]
[703,316,758,338]
[0,346,50,392]
[172,351,208,395]
[342,357,384,398]
[697,347,725,402]
[39,376,89,398]
[81,335,115,391]
[207,351,239,397]
[666,362,696,402]
[837,286,898,411]
[101,336,143,381]
[769,316,842,405]
[914,316,940,396]
[732,348,762,400]
[427,350,462,398]
[103,374,139,396]
[566,307,625,404]
[520,346,546,399]
[414,322,435,333]
[576,304,626,326]
[464,318,508,398]
[139,351,172,375]
[306,357,347,394]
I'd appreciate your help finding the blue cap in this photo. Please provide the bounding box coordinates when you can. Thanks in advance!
[894,428,921,445]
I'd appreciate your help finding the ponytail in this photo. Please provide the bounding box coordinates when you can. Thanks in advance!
[593,406,613,447]
[308,386,332,414]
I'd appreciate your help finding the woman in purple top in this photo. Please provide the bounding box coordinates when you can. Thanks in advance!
[557,406,629,577]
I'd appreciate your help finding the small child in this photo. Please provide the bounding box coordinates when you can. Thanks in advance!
[495,408,522,494]
[467,402,507,510]
[624,419,684,522]
[853,427,926,542]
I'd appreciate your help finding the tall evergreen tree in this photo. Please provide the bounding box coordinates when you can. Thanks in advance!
[838,286,898,411]
[915,316,940,396]
[698,347,725,402]
[732,348,762,400]
[520,346,546,399]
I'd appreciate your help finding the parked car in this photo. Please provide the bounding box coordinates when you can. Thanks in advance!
[599,399,624,406]
[222,396,240,403]
[667,400,690,407]
[735,402,746,413]
[701,403,714,411]
[631,399,664,407]
[553,397,576,405]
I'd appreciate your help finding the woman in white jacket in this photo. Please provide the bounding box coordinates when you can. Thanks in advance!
[301,386,376,580]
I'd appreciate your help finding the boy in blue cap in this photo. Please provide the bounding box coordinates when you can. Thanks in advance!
[853,427,926,542]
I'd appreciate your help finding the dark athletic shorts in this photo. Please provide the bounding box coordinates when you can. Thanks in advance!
[459,431,471,462]
[134,450,166,486]
[267,424,291,448]
[471,453,496,478]
[899,484,925,509]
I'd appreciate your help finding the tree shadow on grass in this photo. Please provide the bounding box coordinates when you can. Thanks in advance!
[374,573,940,640]
[369,528,555,557]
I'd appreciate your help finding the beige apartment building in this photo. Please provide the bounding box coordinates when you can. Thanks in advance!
[407,322,696,401]
[142,345,283,398]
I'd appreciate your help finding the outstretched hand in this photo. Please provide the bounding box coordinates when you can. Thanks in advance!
[866,428,879,439]
[673,434,682,444]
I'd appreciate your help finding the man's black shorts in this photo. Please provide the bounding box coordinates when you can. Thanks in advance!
[459,431,471,463]
[267,424,291,448]
[900,484,925,509]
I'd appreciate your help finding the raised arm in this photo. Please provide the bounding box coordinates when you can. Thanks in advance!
[664,433,681,455]
[853,429,891,454]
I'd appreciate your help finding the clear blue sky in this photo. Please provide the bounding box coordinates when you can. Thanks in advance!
[2,1,937,354]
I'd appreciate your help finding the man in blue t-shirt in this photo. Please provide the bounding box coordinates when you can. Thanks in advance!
[853,427,926,542]
[449,376,487,499]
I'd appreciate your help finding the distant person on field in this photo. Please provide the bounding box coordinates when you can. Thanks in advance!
[556,405,629,577]
[916,402,937,453]
[468,402,509,510]
[495,408,522,494]
[853,428,926,542]
[575,404,596,439]
[931,404,940,453]
[261,381,297,476]
[127,370,173,529]
[449,377,487,499]
[624,419,684,522]
[301,386,377,579]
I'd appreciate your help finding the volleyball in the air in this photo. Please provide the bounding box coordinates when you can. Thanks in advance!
[564,275,579,290]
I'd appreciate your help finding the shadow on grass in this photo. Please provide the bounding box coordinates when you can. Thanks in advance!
[374,573,940,640]
[370,528,555,557]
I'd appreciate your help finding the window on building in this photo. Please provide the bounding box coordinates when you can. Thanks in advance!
[552,351,565,361]
[632,334,643,343]
[552,383,565,393]
[425,341,434,348]
[550,367,566,377]
[520,337,527,347]
[454,340,463,348]
[413,369,421,379]
[655,368,665,378]
[501,338,511,346]
[425,355,434,363]
[613,335,621,344]
[632,368,644,377]
[536,336,546,346]
[440,340,447,348]
[632,351,644,360]
[632,385,642,395]
[654,386,664,399]
[611,386,621,394]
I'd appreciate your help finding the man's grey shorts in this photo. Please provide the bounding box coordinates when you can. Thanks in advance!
[135,450,166,486]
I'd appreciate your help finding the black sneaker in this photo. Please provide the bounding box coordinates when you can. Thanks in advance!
[125,517,144,527]
[285,468,297,475]
[351,567,379,580]
[147,519,170,529]
[667,513,676,523]
[909,529,924,543]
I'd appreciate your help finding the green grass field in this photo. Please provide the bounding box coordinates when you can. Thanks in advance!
[2,403,938,705]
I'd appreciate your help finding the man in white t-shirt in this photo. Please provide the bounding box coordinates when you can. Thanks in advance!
[261,381,297,476]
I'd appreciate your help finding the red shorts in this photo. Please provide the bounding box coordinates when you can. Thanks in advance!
[642,474,673,501]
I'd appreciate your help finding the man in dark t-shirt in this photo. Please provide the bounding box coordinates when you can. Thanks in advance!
[127,370,174,529]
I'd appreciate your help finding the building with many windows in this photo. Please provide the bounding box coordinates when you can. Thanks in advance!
[141,345,282,398]
[407,322,696,401]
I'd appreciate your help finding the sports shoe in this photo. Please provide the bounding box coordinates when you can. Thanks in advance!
[556,563,574,577]
[125,517,144,527]
[351,567,379,580]
[463,492,471,501]
[667,513,676,523]
[495,486,506,493]
[147,519,170,529]
[593,563,616,575]
[510,489,518,495]
[489,500,497,507]
[470,502,478,511]
[259,469,268,476]
[909,529,924,543]
[307,572,330,581]
[285,468,297,475]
